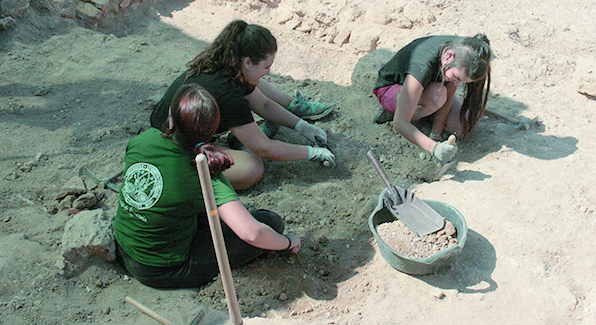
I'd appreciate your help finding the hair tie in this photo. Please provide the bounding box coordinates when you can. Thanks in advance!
[195,142,205,148]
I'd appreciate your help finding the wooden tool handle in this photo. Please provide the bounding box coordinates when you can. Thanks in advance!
[196,154,243,325]
[124,296,174,325]
[447,134,456,145]
[485,107,518,123]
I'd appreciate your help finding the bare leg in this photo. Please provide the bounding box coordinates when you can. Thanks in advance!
[222,149,264,191]
[444,97,463,134]
[257,79,293,107]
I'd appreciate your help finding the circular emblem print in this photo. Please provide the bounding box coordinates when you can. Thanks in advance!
[121,162,163,210]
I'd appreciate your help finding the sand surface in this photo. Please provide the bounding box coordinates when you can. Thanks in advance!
[1,0,596,324]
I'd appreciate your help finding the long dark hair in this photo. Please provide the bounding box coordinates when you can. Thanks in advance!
[162,84,233,175]
[186,20,277,94]
[444,34,492,136]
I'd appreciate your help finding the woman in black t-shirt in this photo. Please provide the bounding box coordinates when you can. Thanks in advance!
[151,20,336,190]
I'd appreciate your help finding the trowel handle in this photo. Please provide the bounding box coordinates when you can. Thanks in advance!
[447,134,456,145]
[367,151,399,200]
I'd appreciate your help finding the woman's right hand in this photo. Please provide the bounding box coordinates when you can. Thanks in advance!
[306,146,336,167]
[432,138,458,162]
[285,231,301,253]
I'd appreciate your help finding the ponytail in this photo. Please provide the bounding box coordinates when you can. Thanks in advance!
[445,34,492,136]
[162,84,234,175]
[193,143,234,175]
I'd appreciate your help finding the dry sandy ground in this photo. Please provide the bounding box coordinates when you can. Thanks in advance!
[1,0,596,324]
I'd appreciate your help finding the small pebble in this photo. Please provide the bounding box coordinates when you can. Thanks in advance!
[432,289,445,299]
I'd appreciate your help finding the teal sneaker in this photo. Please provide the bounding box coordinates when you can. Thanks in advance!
[259,120,280,138]
[286,90,334,120]
[226,120,280,150]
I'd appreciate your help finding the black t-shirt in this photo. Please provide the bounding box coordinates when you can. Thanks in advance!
[374,35,459,90]
[150,70,254,134]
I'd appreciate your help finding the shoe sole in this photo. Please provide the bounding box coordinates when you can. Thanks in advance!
[299,107,334,121]
[374,109,393,124]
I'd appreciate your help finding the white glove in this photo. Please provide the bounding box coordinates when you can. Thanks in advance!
[295,119,327,144]
[306,146,336,168]
[432,139,458,162]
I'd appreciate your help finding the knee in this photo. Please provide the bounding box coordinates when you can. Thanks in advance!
[241,158,264,190]
[426,82,447,110]
[224,152,264,191]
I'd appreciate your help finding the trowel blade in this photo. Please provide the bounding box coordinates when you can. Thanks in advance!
[434,160,457,181]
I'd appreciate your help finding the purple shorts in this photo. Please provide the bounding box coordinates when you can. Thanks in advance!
[373,84,403,114]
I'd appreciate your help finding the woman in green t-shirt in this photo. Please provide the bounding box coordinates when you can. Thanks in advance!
[114,84,301,288]
[373,34,492,163]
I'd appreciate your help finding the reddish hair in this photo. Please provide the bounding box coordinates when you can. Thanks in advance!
[162,84,233,175]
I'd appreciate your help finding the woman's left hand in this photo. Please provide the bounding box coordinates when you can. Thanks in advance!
[295,119,327,144]
[285,231,301,253]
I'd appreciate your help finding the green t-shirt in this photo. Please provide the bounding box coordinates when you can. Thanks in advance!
[114,127,238,267]
[374,35,459,90]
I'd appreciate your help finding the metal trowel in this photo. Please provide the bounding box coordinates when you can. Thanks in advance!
[367,151,445,237]
[434,135,457,181]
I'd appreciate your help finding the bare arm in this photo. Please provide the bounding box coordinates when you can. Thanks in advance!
[431,82,457,135]
[229,122,309,161]
[217,199,300,251]
[393,74,436,153]
[245,86,300,128]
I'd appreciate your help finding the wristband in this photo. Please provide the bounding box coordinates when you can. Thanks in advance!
[283,235,292,250]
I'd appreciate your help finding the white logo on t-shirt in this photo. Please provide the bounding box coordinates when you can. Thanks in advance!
[121,162,163,210]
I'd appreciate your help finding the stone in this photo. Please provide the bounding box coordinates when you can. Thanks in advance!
[4,170,18,181]
[348,25,381,53]
[0,16,16,30]
[72,192,97,210]
[444,220,457,237]
[275,7,294,24]
[390,13,413,29]
[333,30,350,47]
[365,8,391,25]
[576,56,596,99]
[75,0,101,19]
[61,209,116,263]
[55,175,87,200]
[432,288,445,299]
[58,194,76,210]
[285,17,301,30]
[119,0,131,10]
[89,0,110,9]
[403,0,436,25]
